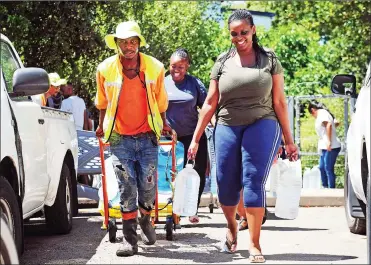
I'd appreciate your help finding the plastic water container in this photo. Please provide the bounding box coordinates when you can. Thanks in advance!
[302,166,321,189]
[157,142,184,192]
[172,161,200,216]
[275,159,302,220]
[98,156,119,202]
[266,161,280,196]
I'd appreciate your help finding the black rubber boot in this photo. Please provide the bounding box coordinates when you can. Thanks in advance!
[139,212,156,245]
[116,219,138,257]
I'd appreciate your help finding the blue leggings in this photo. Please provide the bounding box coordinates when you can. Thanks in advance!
[214,119,282,207]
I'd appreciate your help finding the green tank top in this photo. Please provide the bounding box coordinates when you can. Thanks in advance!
[210,50,284,126]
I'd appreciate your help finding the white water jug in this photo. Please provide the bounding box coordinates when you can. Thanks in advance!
[275,159,302,220]
[302,166,321,189]
[172,161,200,216]
[266,161,280,196]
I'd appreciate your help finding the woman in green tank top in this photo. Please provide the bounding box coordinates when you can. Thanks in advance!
[187,9,299,263]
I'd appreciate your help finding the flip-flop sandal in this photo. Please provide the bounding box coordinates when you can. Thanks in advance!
[189,215,199,224]
[249,254,266,263]
[221,233,237,253]
[238,218,248,231]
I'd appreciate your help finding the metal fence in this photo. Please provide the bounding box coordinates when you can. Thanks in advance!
[288,94,354,187]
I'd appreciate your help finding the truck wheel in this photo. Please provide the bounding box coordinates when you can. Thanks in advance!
[0,175,23,255]
[45,163,73,234]
[344,170,366,235]
[1,217,19,264]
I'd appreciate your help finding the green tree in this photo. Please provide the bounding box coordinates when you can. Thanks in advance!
[267,0,371,92]
[1,1,114,111]
[1,1,225,117]
[259,23,328,95]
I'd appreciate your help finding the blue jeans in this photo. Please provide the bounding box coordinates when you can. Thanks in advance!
[110,131,158,213]
[319,148,341,188]
[205,126,217,195]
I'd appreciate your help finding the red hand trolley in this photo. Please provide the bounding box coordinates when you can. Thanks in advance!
[98,132,180,242]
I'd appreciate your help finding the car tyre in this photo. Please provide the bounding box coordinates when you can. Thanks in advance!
[0,217,19,264]
[45,163,73,234]
[344,170,366,235]
[0,175,23,255]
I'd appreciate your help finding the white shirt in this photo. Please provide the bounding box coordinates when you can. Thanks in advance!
[315,109,341,150]
[60,96,86,130]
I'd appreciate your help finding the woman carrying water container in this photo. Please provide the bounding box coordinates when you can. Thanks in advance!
[165,48,208,224]
[187,9,298,263]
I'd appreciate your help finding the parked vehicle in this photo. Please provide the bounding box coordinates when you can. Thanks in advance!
[331,61,370,235]
[0,33,79,255]
[0,217,19,264]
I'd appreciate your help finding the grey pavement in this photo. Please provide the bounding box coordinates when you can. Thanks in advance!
[86,206,365,264]
[22,189,363,265]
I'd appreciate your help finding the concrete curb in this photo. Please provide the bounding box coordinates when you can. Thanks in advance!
[78,188,345,208]
[266,188,344,207]
[199,188,344,208]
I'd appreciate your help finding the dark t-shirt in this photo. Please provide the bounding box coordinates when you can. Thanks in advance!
[210,50,283,126]
[165,74,207,137]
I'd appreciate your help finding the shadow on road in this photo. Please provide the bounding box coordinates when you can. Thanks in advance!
[180,223,226,229]
[20,214,105,265]
[138,232,246,263]
[180,222,327,232]
[262,226,327,231]
[250,252,358,262]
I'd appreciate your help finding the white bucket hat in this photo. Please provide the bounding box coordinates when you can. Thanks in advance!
[105,21,148,49]
[48,72,66,87]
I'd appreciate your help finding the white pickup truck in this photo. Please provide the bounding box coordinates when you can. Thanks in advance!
[0,34,79,256]
[331,61,370,235]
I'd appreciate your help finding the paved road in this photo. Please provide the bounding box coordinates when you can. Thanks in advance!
[20,206,367,264]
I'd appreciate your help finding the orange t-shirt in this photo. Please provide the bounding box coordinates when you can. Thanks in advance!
[114,73,151,135]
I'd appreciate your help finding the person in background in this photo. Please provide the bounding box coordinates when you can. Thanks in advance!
[308,101,341,188]
[86,110,94,131]
[187,9,298,263]
[60,82,89,131]
[95,21,171,257]
[32,72,66,107]
[165,48,208,224]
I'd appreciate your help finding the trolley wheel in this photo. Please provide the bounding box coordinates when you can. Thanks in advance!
[108,219,117,243]
[165,216,174,241]
[209,203,214,213]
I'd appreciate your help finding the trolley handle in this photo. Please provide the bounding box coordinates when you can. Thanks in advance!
[97,136,111,228]
[161,129,177,142]
[98,137,110,148]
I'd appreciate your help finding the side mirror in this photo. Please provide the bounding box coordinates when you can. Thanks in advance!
[10,67,49,97]
[331,74,357,98]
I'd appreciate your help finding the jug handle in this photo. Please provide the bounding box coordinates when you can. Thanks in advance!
[186,159,195,168]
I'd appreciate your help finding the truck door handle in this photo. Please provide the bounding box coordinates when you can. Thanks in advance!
[38,119,44,125]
